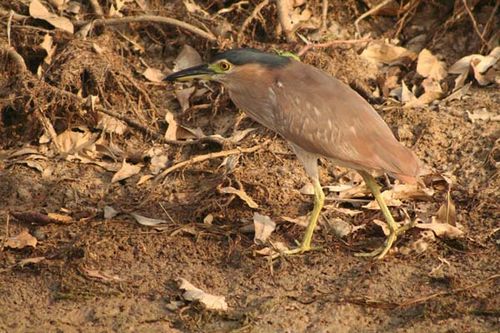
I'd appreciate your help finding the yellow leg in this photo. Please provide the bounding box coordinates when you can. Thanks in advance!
[355,171,403,259]
[274,179,325,257]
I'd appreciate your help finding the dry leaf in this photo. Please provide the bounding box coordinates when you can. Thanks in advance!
[364,183,433,209]
[281,215,312,229]
[449,47,499,87]
[82,267,124,282]
[29,0,74,33]
[178,278,228,311]
[131,213,168,226]
[40,34,56,65]
[299,182,315,195]
[5,229,37,249]
[173,45,202,72]
[401,81,417,103]
[111,160,142,183]
[183,0,210,16]
[255,241,289,256]
[415,222,464,239]
[324,218,364,238]
[53,128,97,155]
[219,186,259,208]
[164,111,178,140]
[466,108,500,123]
[47,212,72,224]
[416,49,447,81]
[136,174,154,185]
[361,41,417,66]
[142,67,166,82]
[104,206,119,219]
[97,114,128,135]
[174,87,196,112]
[253,212,276,244]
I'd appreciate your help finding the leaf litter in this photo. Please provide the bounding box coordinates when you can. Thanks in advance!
[178,278,228,311]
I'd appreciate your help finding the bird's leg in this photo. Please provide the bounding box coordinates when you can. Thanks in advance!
[272,178,325,258]
[355,171,401,259]
[299,178,325,250]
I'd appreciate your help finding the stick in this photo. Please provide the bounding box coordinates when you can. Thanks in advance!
[297,38,371,56]
[156,141,270,183]
[74,15,217,41]
[237,0,269,43]
[321,0,329,31]
[0,213,9,251]
[354,0,392,36]
[89,0,104,16]
[479,1,498,53]
[461,0,490,49]
[276,0,295,42]
[7,10,13,46]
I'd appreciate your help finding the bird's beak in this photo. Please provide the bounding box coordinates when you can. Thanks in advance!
[165,64,215,82]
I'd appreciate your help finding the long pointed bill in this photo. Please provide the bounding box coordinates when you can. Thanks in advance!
[165,64,215,82]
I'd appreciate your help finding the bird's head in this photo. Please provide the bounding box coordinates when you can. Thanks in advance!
[165,48,292,85]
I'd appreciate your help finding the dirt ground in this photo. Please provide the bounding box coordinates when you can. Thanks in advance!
[0,1,499,332]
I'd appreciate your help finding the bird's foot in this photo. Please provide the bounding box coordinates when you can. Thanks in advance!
[354,221,414,259]
[271,243,322,259]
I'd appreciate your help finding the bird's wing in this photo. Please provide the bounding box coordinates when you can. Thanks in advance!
[271,61,419,180]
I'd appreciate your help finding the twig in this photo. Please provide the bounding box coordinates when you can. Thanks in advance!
[88,0,104,17]
[7,10,13,46]
[321,0,329,31]
[0,8,29,21]
[1,44,27,72]
[156,141,270,183]
[480,1,499,53]
[354,0,392,36]
[276,0,296,42]
[297,38,371,56]
[461,0,490,50]
[237,0,269,43]
[73,15,217,41]
[399,273,500,308]
[1,213,9,251]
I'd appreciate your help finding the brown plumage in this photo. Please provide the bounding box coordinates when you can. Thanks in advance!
[166,48,423,259]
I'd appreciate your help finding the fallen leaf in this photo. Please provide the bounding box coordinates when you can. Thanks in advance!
[203,214,213,224]
[219,186,259,208]
[253,213,276,244]
[97,114,128,135]
[82,267,124,282]
[174,86,196,112]
[299,182,314,195]
[136,174,154,185]
[324,184,357,192]
[142,67,166,82]
[416,49,447,81]
[401,81,417,103]
[164,111,178,140]
[104,206,119,219]
[131,213,168,226]
[255,241,289,256]
[29,0,74,33]
[40,34,56,65]
[173,45,202,72]
[281,215,312,229]
[5,229,37,249]
[53,128,97,156]
[47,213,73,224]
[415,222,464,238]
[111,160,142,183]
[466,108,500,123]
[183,0,210,16]
[178,278,228,311]
[444,82,472,101]
[228,128,256,144]
[361,41,417,66]
[449,47,499,87]
[324,218,364,238]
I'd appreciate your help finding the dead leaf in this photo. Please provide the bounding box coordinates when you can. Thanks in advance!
[401,81,417,103]
[40,34,56,65]
[82,267,124,282]
[47,213,72,224]
[53,128,97,156]
[164,111,178,140]
[364,183,433,209]
[281,215,312,229]
[416,49,447,81]
[219,186,259,208]
[142,67,166,82]
[178,278,228,311]
[104,206,119,219]
[361,41,417,66]
[183,0,210,16]
[299,182,315,195]
[324,218,364,238]
[131,213,168,226]
[173,45,202,72]
[255,241,289,256]
[111,160,142,183]
[466,108,500,123]
[97,114,128,135]
[5,229,37,249]
[444,82,472,101]
[253,213,276,244]
[415,222,464,238]
[174,86,196,112]
[29,0,74,33]
[136,174,154,185]
[449,47,499,87]
[203,214,213,224]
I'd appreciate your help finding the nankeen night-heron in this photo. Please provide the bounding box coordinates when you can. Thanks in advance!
[166,48,421,259]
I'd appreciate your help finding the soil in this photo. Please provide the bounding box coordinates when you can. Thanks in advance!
[0,1,499,332]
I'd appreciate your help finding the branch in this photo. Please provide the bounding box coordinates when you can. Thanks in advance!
[276,0,296,42]
[156,141,270,183]
[297,38,371,57]
[354,0,392,36]
[237,0,269,43]
[461,0,490,49]
[74,15,217,41]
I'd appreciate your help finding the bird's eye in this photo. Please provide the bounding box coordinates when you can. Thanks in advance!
[219,61,231,71]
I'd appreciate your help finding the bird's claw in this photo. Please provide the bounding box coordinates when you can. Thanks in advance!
[270,244,322,260]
